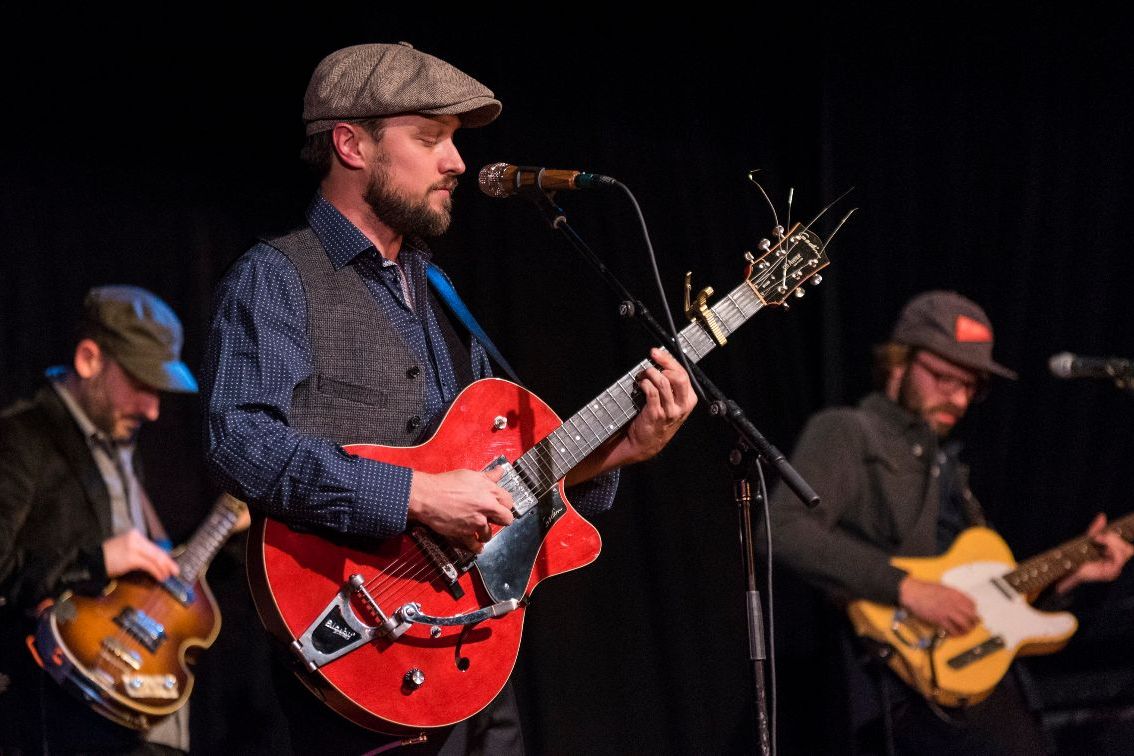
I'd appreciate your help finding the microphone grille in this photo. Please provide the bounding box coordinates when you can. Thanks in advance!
[1048,352,1074,379]
[478,163,512,198]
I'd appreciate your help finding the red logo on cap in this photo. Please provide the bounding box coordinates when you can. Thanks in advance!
[955,315,991,343]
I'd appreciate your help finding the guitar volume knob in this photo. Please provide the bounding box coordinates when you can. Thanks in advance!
[403,668,426,690]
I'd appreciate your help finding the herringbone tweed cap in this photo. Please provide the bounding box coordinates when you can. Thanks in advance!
[303,42,501,134]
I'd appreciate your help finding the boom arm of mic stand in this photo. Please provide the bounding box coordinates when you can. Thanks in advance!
[520,187,820,508]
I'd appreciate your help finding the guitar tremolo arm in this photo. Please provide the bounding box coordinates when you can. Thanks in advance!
[397,598,522,628]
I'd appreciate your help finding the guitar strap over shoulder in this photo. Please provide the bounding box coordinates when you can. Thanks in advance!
[426,262,522,385]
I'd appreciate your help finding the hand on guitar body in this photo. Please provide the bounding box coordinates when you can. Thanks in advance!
[406,348,696,554]
[898,575,979,637]
[101,528,179,581]
[408,467,515,553]
[1055,513,1134,593]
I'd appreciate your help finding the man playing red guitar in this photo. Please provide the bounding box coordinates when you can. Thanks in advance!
[768,290,1132,754]
[202,42,696,754]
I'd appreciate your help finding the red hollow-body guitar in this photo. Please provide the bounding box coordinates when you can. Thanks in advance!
[247,226,829,733]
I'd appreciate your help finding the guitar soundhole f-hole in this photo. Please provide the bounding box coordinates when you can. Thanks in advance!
[454,624,476,671]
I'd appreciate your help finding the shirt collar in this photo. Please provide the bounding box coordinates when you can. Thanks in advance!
[306,193,434,271]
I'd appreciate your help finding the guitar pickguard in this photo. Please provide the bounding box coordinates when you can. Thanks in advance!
[941,561,1077,658]
[476,486,567,603]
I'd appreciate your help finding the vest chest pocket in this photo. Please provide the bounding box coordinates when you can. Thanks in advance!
[316,373,390,408]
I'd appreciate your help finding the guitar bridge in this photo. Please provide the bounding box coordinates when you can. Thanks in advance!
[291,574,410,672]
[410,527,470,600]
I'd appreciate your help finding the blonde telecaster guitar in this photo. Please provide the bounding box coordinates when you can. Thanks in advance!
[847,514,1134,707]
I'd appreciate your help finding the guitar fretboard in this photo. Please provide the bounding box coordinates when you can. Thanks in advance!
[510,277,768,501]
[1004,512,1134,596]
[176,499,246,583]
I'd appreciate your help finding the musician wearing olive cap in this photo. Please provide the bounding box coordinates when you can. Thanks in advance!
[203,42,695,753]
[0,285,196,753]
[767,290,1132,754]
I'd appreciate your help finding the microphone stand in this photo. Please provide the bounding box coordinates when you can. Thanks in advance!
[520,186,819,756]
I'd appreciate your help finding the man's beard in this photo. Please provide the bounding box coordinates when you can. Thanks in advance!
[364,157,455,239]
[898,369,964,437]
[82,371,140,443]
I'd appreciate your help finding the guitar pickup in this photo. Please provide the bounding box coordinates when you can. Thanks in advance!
[159,576,195,606]
[113,607,165,653]
[100,637,142,671]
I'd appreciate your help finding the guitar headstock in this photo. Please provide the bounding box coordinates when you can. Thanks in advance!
[745,224,829,306]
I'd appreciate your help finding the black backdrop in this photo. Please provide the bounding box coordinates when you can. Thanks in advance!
[3,6,1133,754]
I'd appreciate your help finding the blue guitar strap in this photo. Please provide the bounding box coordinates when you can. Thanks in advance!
[426,262,522,384]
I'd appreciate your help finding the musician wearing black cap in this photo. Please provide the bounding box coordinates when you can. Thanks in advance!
[202,42,696,753]
[767,290,1132,753]
[0,285,197,753]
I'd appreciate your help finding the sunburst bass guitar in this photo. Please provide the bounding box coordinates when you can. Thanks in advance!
[31,495,248,730]
[247,225,830,734]
[847,513,1134,707]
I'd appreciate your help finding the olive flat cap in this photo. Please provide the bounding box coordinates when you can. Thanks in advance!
[82,285,198,393]
[303,42,502,135]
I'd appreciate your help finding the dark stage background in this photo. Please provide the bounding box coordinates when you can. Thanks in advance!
[2,7,1133,755]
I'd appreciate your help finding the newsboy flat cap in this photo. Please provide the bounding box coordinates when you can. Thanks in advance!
[82,285,198,393]
[303,42,502,135]
[891,290,1017,380]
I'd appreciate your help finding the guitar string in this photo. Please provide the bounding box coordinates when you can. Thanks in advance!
[267,265,796,646]
[94,506,240,681]
[283,274,772,642]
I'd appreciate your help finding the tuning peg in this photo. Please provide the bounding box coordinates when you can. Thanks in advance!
[744,251,756,263]
[810,275,823,286]
[794,288,806,299]
[758,239,771,252]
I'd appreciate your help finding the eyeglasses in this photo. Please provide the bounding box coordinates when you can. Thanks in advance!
[912,355,987,401]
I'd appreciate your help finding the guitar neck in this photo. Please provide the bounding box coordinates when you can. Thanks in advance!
[175,498,245,583]
[510,278,767,497]
[1004,512,1134,596]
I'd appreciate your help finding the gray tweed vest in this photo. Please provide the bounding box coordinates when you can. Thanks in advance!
[266,227,436,447]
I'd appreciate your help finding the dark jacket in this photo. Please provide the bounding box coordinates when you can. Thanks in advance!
[768,392,985,606]
[0,383,145,750]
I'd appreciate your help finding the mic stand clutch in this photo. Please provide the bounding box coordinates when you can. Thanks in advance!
[520,185,819,756]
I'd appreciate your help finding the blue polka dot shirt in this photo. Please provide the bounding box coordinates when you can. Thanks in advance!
[203,195,616,537]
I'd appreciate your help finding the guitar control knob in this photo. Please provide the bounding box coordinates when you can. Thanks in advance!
[403,668,426,690]
[493,416,508,430]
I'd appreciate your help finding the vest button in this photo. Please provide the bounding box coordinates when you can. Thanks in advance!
[407,415,423,431]
[406,365,421,379]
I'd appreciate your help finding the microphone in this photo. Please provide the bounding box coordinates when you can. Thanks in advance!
[478,163,616,198]
[1048,351,1134,380]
